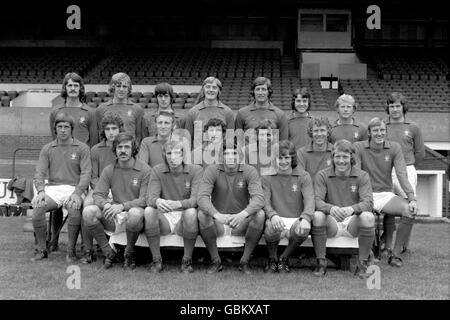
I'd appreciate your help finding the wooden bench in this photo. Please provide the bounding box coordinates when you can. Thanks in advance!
[107,226,359,270]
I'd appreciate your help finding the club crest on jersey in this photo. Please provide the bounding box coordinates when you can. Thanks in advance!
[384,155,390,162]
[127,110,133,117]
[185,181,191,189]
[350,184,357,193]
[354,132,359,139]
[326,159,331,166]
[70,153,77,160]
[131,177,139,186]
[292,183,298,192]
[237,180,245,189]
[404,130,411,138]
[79,116,86,124]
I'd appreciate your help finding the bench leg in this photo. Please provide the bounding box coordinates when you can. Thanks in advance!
[339,254,352,271]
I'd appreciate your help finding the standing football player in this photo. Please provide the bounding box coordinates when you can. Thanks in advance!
[235,76,288,140]
[95,72,145,144]
[287,87,313,149]
[329,94,367,144]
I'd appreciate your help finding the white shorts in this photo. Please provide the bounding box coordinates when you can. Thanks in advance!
[163,211,182,233]
[373,191,397,212]
[41,185,85,208]
[279,217,299,239]
[335,216,354,238]
[392,165,417,198]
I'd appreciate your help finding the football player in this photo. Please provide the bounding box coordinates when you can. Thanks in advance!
[48,72,97,252]
[95,72,144,144]
[312,139,375,278]
[144,140,203,273]
[354,117,418,268]
[184,76,234,145]
[80,112,124,263]
[235,76,288,140]
[385,92,425,252]
[197,141,265,274]
[262,140,314,273]
[297,117,333,182]
[287,87,313,149]
[31,113,91,262]
[143,82,184,138]
[82,132,151,270]
[138,111,176,167]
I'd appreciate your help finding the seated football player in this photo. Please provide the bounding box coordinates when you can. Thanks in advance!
[82,132,151,270]
[31,113,91,263]
[197,140,265,274]
[47,72,97,252]
[354,118,418,268]
[262,140,314,273]
[329,94,367,144]
[138,111,175,167]
[80,112,123,264]
[312,139,375,278]
[385,92,425,253]
[297,117,333,182]
[144,140,203,273]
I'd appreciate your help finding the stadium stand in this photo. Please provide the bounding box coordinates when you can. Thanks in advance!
[339,48,449,112]
[0,47,105,83]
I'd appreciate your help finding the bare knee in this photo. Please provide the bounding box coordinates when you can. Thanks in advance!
[197,209,213,228]
[264,220,280,238]
[144,206,159,222]
[400,202,413,218]
[312,211,327,226]
[82,205,100,226]
[359,211,375,228]
[182,208,198,225]
[127,207,144,225]
[250,210,265,229]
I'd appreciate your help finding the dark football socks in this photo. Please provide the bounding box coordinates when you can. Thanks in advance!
[182,230,198,260]
[87,222,112,255]
[50,207,63,245]
[311,226,327,259]
[81,219,93,252]
[383,215,396,250]
[393,216,415,255]
[32,216,47,251]
[199,225,220,262]
[125,230,140,255]
[144,226,161,261]
[358,226,375,260]
[280,232,307,260]
[67,214,81,252]
[240,225,263,264]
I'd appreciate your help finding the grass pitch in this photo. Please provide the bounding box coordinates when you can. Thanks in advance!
[0,216,448,300]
